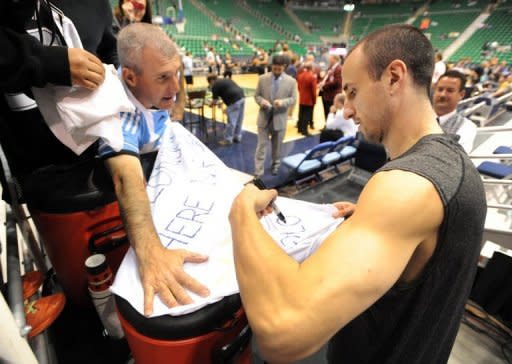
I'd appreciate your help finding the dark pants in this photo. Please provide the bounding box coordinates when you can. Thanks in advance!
[322,96,333,121]
[208,65,220,75]
[319,128,344,143]
[298,105,314,135]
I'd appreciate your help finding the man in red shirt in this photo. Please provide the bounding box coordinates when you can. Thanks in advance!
[297,63,317,136]
[319,54,343,121]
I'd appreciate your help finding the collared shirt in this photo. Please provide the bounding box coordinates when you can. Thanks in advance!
[271,74,282,100]
[98,81,169,158]
[326,109,358,137]
[439,110,477,153]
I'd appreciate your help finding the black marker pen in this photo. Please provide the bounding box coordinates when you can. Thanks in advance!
[252,178,287,224]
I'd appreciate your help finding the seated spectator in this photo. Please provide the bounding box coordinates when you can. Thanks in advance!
[320,93,357,143]
[492,73,512,97]
[433,70,477,153]
[206,74,245,145]
[99,23,210,316]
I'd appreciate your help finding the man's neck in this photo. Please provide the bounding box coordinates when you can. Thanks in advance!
[384,95,443,159]
[123,81,151,110]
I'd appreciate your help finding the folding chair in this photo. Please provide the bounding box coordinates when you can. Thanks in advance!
[184,90,207,139]
[321,135,357,170]
[282,141,335,184]
[477,162,512,179]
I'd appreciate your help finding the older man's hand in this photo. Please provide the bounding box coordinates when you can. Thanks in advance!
[136,244,210,316]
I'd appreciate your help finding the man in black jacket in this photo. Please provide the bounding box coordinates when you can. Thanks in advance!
[207,74,245,145]
[0,0,107,179]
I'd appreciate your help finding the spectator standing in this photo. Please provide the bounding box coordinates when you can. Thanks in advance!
[296,63,317,136]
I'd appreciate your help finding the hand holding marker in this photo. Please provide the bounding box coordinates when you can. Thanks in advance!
[252,178,287,224]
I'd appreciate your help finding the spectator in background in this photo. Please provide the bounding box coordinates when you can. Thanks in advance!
[433,70,477,153]
[223,52,234,79]
[319,54,343,123]
[296,63,317,136]
[286,54,299,119]
[432,52,446,85]
[493,72,512,97]
[254,55,297,176]
[285,54,298,79]
[182,51,194,86]
[207,74,245,145]
[206,47,216,74]
[298,54,321,82]
[281,43,293,65]
[113,0,152,33]
[257,48,269,75]
[320,93,358,142]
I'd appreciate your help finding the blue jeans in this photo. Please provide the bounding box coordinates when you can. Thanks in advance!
[224,98,245,142]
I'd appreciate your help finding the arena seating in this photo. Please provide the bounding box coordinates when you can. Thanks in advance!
[450,5,512,63]
[413,12,481,52]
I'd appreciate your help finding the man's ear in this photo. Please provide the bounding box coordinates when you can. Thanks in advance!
[386,59,407,93]
[122,67,138,88]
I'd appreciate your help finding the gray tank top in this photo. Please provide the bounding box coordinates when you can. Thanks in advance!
[328,134,486,364]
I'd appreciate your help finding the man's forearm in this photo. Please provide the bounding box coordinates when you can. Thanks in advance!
[113,167,161,254]
[229,203,301,337]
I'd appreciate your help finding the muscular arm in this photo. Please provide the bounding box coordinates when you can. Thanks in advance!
[229,170,443,363]
[105,154,209,316]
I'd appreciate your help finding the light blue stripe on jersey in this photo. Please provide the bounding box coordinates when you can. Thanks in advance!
[98,108,169,157]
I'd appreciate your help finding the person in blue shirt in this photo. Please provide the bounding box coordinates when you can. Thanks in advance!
[100,23,210,316]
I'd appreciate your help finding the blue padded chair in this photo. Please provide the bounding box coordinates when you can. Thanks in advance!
[321,135,357,166]
[282,141,335,180]
[477,161,512,179]
[494,146,512,155]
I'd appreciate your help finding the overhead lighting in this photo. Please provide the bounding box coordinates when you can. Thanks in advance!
[343,3,355,12]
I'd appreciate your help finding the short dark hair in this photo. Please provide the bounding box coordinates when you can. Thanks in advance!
[438,70,466,91]
[352,24,434,95]
[271,55,287,66]
[206,73,218,84]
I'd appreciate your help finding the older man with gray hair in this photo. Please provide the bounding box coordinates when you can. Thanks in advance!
[99,23,210,316]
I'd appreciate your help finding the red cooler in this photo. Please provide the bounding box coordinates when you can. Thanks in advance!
[116,294,252,364]
[22,153,157,307]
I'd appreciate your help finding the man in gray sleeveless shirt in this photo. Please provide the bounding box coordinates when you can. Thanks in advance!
[228,24,486,364]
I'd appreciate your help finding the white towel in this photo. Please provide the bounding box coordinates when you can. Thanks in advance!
[111,123,343,317]
[32,64,134,155]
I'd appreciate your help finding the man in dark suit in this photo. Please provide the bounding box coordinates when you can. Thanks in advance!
[319,54,343,121]
[254,55,297,176]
